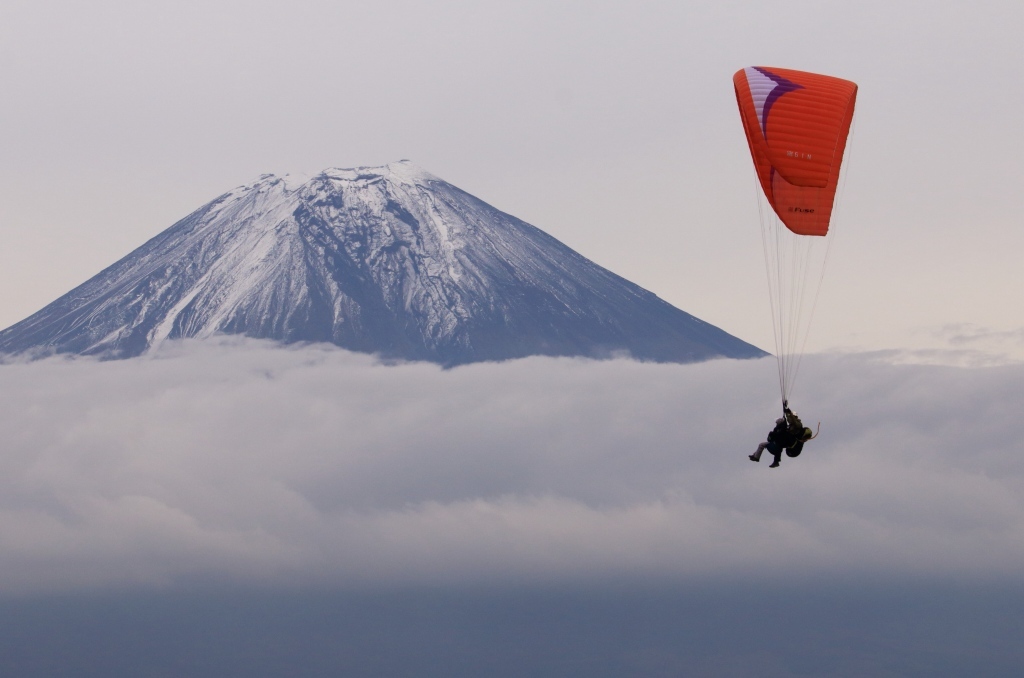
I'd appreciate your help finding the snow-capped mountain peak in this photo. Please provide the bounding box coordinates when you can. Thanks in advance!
[0,162,764,364]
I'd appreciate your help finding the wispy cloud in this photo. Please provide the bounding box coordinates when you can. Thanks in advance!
[0,339,1021,594]
[882,324,1024,366]
[934,323,1024,346]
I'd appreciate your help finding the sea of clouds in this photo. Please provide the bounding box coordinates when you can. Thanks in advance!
[0,338,1021,594]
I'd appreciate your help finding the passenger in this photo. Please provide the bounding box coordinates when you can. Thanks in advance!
[749,417,792,468]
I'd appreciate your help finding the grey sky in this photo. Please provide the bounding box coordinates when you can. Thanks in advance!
[2,0,1022,358]
[1,340,1021,594]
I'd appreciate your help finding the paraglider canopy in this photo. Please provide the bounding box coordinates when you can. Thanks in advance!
[733,66,858,404]
[733,67,858,236]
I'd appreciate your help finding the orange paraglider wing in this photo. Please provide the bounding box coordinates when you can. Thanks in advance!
[733,67,857,236]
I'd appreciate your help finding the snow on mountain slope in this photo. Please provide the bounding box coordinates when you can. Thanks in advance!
[0,161,765,364]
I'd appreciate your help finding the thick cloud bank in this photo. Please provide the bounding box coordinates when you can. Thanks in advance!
[1,339,1021,593]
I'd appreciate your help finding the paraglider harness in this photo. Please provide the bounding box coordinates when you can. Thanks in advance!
[782,402,819,458]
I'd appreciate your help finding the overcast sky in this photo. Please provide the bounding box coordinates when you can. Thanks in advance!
[1,0,1022,359]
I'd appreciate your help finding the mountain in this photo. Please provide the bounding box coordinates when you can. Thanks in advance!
[0,161,765,364]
